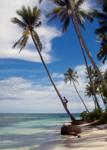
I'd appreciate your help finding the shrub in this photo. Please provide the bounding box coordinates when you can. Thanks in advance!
[80,109,107,124]
[80,111,89,120]
[98,111,107,124]
[80,109,102,121]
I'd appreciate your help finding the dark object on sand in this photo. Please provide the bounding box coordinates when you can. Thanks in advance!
[61,124,81,137]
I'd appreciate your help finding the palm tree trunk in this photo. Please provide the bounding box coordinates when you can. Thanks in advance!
[72,81,89,112]
[69,14,101,110]
[68,0,107,96]
[71,19,101,110]
[80,45,101,110]
[70,14,101,110]
[92,95,97,110]
[100,93,107,110]
[30,30,76,121]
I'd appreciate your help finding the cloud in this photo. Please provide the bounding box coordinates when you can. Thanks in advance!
[0,0,61,63]
[100,63,107,72]
[0,48,51,63]
[80,0,97,13]
[1,63,105,113]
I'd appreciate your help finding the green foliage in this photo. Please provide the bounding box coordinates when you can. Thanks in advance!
[12,6,42,52]
[98,112,107,124]
[95,0,107,64]
[80,110,107,124]
[47,0,95,32]
[80,111,89,120]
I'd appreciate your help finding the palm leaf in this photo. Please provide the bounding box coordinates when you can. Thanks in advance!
[75,0,85,9]
[63,16,70,32]
[51,0,65,6]
[97,45,107,63]
[11,17,26,28]
[33,30,42,51]
[13,30,29,52]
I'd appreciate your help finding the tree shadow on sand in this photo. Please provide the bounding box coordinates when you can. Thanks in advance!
[0,128,107,150]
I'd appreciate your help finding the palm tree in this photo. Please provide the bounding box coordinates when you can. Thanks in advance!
[64,68,89,112]
[46,0,107,93]
[85,84,97,110]
[11,6,76,121]
[94,69,107,108]
[95,0,107,63]
[86,66,102,110]
[81,46,101,111]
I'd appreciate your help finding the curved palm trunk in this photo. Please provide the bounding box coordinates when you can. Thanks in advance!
[80,45,101,110]
[100,93,107,110]
[92,95,97,110]
[68,0,107,96]
[71,20,102,110]
[72,81,89,112]
[70,14,101,110]
[30,30,76,121]
[70,13,101,110]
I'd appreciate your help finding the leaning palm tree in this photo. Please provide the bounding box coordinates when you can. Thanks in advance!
[11,6,76,121]
[64,68,89,112]
[46,0,107,93]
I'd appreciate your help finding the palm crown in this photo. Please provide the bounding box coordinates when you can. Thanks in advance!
[12,6,42,51]
[64,68,78,83]
[47,0,94,32]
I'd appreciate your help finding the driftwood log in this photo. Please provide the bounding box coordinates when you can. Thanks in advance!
[61,120,98,137]
[61,124,81,137]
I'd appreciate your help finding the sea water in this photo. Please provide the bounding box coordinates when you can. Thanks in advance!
[0,113,80,150]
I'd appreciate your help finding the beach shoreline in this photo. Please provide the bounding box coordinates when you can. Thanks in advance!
[35,126,107,150]
[0,114,107,150]
[2,125,107,150]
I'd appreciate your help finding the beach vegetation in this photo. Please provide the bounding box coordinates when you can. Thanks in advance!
[80,110,107,124]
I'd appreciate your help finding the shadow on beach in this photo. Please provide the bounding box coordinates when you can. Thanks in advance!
[0,127,107,150]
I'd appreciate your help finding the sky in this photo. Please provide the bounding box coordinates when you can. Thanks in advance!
[0,0,107,113]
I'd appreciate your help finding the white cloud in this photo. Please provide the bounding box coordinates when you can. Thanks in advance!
[1,64,103,113]
[80,0,96,13]
[0,48,51,63]
[100,63,107,72]
[0,0,61,63]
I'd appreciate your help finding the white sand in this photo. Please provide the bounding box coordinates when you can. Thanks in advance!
[2,126,107,150]
[36,126,107,150]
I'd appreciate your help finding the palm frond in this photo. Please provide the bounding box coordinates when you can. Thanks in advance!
[34,21,42,27]
[64,68,78,84]
[96,26,107,35]
[15,6,41,27]
[75,0,85,9]
[11,17,26,28]
[97,45,107,63]
[47,7,62,21]
[33,30,42,51]
[63,16,70,32]
[12,30,29,52]
[51,0,66,6]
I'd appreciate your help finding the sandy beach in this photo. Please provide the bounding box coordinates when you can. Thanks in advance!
[0,114,107,150]
[33,126,107,150]
[3,125,107,150]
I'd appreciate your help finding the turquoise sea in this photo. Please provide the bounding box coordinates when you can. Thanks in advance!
[0,113,80,150]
